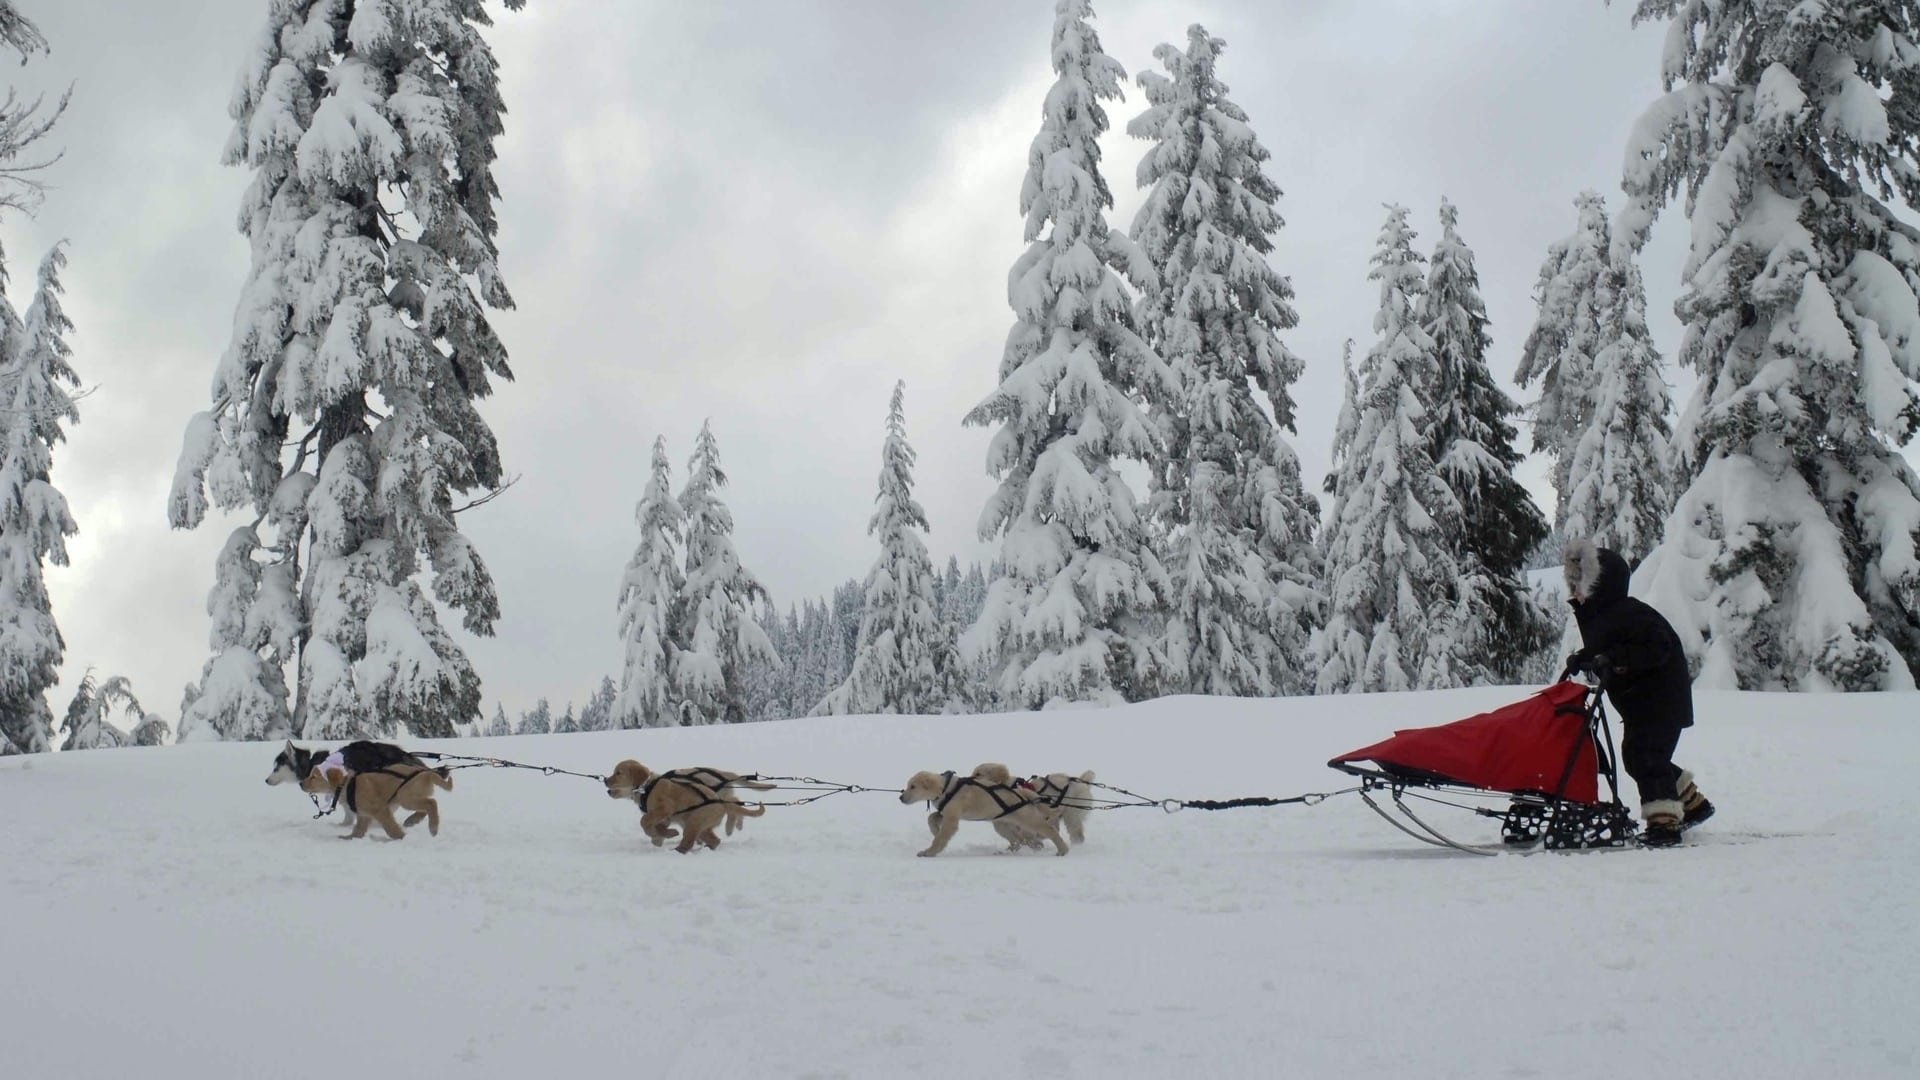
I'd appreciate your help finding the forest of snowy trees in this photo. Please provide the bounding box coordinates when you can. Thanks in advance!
[8,0,1920,752]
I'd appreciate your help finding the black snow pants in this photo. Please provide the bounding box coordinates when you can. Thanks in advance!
[1620,721,1685,808]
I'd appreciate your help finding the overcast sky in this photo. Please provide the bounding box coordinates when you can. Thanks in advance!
[9,0,1696,723]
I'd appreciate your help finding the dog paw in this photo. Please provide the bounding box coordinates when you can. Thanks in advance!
[916,849,938,858]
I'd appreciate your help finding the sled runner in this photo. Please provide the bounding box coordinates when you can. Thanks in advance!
[1327,681,1636,855]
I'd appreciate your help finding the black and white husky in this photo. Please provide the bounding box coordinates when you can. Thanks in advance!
[266,739,425,826]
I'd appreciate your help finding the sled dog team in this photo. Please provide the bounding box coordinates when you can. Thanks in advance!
[266,740,1097,856]
[260,539,1717,852]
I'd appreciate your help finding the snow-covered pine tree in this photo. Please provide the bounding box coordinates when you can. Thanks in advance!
[0,245,78,756]
[614,436,684,728]
[816,383,951,715]
[0,2,63,217]
[1419,199,1551,681]
[963,0,1174,709]
[554,704,578,734]
[0,2,44,59]
[169,0,527,740]
[1128,24,1321,697]
[1516,191,1674,558]
[1614,1,1920,689]
[744,599,788,721]
[831,580,862,669]
[580,675,617,732]
[515,698,551,737]
[1566,217,1672,560]
[674,421,775,725]
[1517,193,1613,524]
[936,557,962,622]
[485,702,510,737]
[1315,207,1464,693]
[1323,340,1359,501]
[129,713,171,747]
[58,672,141,752]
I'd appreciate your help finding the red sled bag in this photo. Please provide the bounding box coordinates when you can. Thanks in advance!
[1328,682,1635,853]
[1329,681,1598,803]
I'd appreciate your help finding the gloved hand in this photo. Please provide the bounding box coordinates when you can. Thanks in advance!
[1587,653,1615,682]
[1563,650,1591,678]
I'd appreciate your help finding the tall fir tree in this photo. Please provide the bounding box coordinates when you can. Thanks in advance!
[1315,207,1463,693]
[1615,0,1920,689]
[59,673,142,752]
[515,698,551,737]
[1419,199,1551,681]
[614,436,685,728]
[963,0,1175,708]
[675,421,775,724]
[0,246,77,755]
[579,675,617,732]
[485,702,510,737]
[1128,24,1321,697]
[169,0,527,740]
[816,382,951,715]
[1517,192,1612,524]
[1517,191,1675,558]
[1569,204,1674,560]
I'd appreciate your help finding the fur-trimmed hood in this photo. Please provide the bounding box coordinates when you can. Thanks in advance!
[1564,538,1631,607]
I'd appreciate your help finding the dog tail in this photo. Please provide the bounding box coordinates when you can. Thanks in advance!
[733,803,768,819]
[735,779,777,791]
[427,767,454,791]
[1078,770,1095,784]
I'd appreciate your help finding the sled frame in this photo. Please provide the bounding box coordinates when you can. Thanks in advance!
[1355,781,1504,855]
[1333,683,1636,855]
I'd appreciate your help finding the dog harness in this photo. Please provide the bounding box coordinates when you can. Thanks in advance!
[340,766,428,814]
[1025,775,1073,809]
[931,770,1035,819]
[636,768,748,815]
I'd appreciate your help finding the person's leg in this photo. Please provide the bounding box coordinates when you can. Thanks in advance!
[1677,767,1715,827]
[1621,722,1684,843]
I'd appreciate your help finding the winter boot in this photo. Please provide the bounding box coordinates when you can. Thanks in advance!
[1679,771,1715,831]
[1640,799,1684,848]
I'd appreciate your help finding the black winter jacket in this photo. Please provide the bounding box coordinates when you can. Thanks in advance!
[1565,543,1693,728]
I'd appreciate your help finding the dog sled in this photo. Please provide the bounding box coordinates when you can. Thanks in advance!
[1327,680,1637,855]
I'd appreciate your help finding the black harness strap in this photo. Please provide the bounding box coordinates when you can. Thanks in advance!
[1028,776,1069,807]
[339,765,427,815]
[637,770,737,816]
[932,771,1034,819]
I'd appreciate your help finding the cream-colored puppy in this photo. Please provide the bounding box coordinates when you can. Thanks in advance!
[301,764,452,840]
[899,763,1068,857]
[1024,770,1097,845]
[605,760,771,853]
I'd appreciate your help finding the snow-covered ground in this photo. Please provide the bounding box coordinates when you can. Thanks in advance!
[3,688,1914,1078]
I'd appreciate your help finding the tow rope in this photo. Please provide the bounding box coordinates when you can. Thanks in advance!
[310,752,1355,819]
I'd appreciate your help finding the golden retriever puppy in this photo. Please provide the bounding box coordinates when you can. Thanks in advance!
[301,764,452,840]
[1024,770,1097,845]
[899,763,1068,857]
[604,760,770,853]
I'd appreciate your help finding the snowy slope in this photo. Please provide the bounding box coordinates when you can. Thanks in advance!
[2,689,1914,1079]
